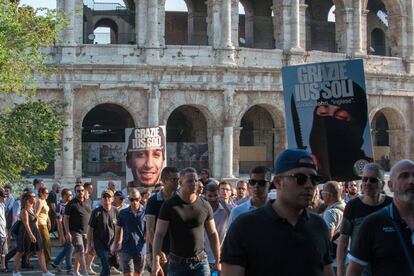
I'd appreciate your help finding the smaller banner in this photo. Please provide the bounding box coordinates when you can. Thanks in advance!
[125,126,166,187]
[281,59,373,181]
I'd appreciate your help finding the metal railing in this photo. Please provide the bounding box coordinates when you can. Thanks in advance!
[84,0,127,11]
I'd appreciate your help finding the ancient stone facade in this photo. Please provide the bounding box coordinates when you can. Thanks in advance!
[3,0,414,184]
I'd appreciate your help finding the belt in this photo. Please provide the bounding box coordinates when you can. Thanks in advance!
[169,251,207,264]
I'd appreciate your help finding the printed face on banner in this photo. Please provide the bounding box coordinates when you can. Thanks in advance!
[125,126,166,187]
[282,60,373,181]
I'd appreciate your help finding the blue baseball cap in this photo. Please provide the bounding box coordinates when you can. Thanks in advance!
[274,149,317,175]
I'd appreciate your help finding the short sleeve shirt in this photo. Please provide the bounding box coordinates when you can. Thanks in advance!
[89,206,118,251]
[145,192,170,254]
[221,200,332,276]
[116,206,146,256]
[158,194,213,258]
[349,203,414,276]
[64,197,92,234]
[340,196,392,248]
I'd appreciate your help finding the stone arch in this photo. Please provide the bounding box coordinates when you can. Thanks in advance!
[305,0,340,52]
[238,0,275,49]
[165,105,210,171]
[81,103,135,177]
[370,107,406,168]
[371,28,387,55]
[94,18,119,44]
[364,0,405,57]
[236,103,285,173]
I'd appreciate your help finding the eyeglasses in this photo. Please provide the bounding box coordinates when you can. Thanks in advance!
[248,179,268,187]
[129,197,140,202]
[362,176,380,183]
[278,173,323,186]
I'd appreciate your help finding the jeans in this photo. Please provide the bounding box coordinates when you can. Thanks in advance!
[53,242,73,270]
[168,258,210,276]
[96,249,110,276]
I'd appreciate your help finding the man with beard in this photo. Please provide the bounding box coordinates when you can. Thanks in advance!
[227,166,270,227]
[126,127,166,188]
[221,149,333,276]
[336,163,392,276]
[343,181,359,203]
[346,160,414,276]
[309,82,372,181]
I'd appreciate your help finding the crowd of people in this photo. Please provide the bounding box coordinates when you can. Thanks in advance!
[0,148,412,276]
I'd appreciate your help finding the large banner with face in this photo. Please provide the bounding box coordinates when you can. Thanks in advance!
[125,126,166,188]
[281,59,373,181]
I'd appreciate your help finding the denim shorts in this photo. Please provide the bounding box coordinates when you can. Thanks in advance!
[121,252,145,273]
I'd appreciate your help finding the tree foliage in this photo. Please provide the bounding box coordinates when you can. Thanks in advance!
[0,0,67,186]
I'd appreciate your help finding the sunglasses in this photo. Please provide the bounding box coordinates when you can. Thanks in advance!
[279,173,323,186]
[362,176,380,183]
[129,197,140,202]
[76,190,85,193]
[248,179,268,187]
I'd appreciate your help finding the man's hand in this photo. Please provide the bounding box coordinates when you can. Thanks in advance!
[159,251,168,265]
[111,242,122,255]
[65,232,72,243]
[214,262,222,272]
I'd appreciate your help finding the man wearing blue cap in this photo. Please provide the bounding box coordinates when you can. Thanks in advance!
[221,148,334,276]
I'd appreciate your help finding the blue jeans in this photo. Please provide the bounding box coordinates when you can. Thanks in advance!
[96,249,110,276]
[53,242,73,270]
[168,258,210,276]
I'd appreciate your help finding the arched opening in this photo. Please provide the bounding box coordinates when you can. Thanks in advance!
[83,0,135,45]
[166,106,208,171]
[82,104,135,176]
[366,0,390,56]
[305,0,336,52]
[165,0,190,45]
[93,18,119,44]
[238,0,274,49]
[372,111,390,170]
[371,28,386,56]
[239,106,275,173]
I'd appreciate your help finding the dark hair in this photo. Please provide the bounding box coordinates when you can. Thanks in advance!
[61,188,71,197]
[33,178,43,186]
[4,185,11,190]
[21,191,34,210]
[179,167,198,178]
[204,183,219,192]
[219,181,231,188]
[161,166,179,180]
[324,181,342,198]
[74,184,83,192]
[83,182,93,189]
[200,169,210,177]
[250,166,272,181]
[126,127,166,161]
[38,187,48,195]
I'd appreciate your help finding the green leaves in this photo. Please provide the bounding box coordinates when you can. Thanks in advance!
[0,0,66,94]
[0,100,66,186]
[0,1,68,187]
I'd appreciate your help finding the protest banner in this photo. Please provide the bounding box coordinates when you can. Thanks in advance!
[125,126,166,188]
[282,59,373,181]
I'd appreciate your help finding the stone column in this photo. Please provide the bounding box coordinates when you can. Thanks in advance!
[298,4,308,50]
[233,127,241,177]
[62,84,75,180]
[63,0,76,45]
[353,1,367,56]
[222,126,234,178]
[344,8,354,56]
[290,0,302,50]
[148,85,160,126]
[212,130,222,178]
[221,0,233,49]
[210,0,221,48]
[136,0,147,47]
[272,4,291,51]
[145,0,160,62]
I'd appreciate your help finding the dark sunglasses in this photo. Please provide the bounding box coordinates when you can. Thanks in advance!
[362,176,380,183]
[248,179,268,187]
[129,197,140,202]
[279,173,323,186]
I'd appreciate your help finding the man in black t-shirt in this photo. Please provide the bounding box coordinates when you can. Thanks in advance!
[347,159,414,276]
[64,184,92,276]
[152,167,221,275]
[145,167,179,273]
[87,189,118,276]
[221,149,334,276]
[336,163,392,276]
